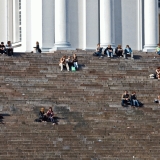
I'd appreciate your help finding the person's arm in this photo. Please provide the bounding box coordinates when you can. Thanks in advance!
[121,94,125,100]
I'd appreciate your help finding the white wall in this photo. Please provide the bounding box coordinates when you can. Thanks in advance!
[0,0,7,43]
[42,0,55,49]
[68,0,79,49]
[10,0,160,52]
[121,0,138,50]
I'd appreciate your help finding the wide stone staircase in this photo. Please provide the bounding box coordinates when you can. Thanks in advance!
[0,50,160,160]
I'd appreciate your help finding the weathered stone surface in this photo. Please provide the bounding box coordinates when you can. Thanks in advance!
[0,52,159,159]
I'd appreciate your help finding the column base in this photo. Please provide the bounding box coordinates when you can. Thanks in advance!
[49,43,75,52]
[143,45,157,52]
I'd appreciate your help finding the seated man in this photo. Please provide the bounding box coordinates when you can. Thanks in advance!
[6,41,13,56]
[104,45,113,58]
[124,45,134,59]
[121,91,130,106]
[156,44,160,55]
[0,42,6,54]
[130,92,139,107]
[93,43,103,57]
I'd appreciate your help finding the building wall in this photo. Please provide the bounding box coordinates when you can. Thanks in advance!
[0,0,7,43]
[42,0,55,50]
[121,0,138,49]
[2,0,159,52]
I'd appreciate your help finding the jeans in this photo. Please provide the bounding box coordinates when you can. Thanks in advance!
[124,50,133,58]
[157,51,160,55]
[107,51,113,57]
[73,62,78,69]
[121,99,130,106]
[95,51,102,56]
[131,99,139,107]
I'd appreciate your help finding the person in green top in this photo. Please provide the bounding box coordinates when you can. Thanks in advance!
[156,44,160,55]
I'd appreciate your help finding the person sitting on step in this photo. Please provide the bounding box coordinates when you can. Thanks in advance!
[154,95,160,104]
[156,44,160,55]
[121,90,130,107]
[130,92,140,107]
[115,44,123,58]
[0,42,6,55]
[66,56,73,70]
[156,67,160,79]
[6,41,13,56]
[31,41,41,53]
[93,43,103,58]
[59,55,69,71]
[124,45,134,59]
[45,107,56,125]
[104,45,113,58]
[72,54,78,69]
[39,108,47,122]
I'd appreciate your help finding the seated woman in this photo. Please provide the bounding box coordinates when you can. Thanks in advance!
[45,107,56,125]
[156,67,160,79]
[93,43,103,57]
[6,41,13,56]
[115,44,123,57]
[121,91,130,107]
[31,41,41,53]
[72,54,78,69]
[0,42,6,54]
[124,45,134,59]
[59,56,69,71]
[154,95,160,104]
[104,45,113,58]
[130,92,140,107]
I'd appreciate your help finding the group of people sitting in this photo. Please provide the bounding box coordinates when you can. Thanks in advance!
[121,91,143,107]
[93,43,133,59]
[59,54,78,71]
[35,107,58,125]
[0,41,13,56]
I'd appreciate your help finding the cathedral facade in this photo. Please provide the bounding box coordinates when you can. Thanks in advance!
[0,0,159,52]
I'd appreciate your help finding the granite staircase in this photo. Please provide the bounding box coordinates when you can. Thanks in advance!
[0,51,160,160]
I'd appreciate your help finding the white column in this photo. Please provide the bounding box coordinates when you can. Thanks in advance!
[50,0,72,51]
[143,0,158,52]
[137,0,142,51]
[0,0,7,43]
[100,0,114,48]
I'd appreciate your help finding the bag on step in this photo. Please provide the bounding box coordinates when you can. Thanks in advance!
[71,66,76,71]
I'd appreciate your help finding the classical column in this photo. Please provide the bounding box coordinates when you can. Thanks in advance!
[143,0,158,52]
[50,0,72,51]
[100,0,114,48]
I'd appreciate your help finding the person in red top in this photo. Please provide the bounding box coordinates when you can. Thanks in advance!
[45,107,55,125]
